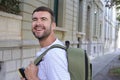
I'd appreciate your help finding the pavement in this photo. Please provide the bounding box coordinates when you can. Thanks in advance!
[91,49,120,80]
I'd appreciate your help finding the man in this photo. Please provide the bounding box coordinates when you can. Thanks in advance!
[21,6,70,80]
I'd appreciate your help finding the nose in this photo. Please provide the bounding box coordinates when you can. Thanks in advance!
[36,19,42,26]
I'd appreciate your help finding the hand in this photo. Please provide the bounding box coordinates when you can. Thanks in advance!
[24,62,39,80]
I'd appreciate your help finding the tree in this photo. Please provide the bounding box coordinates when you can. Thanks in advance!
[112,0,120,21]
[0,0,20,15]
[112,0,120,5]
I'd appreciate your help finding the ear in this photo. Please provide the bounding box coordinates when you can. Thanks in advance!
[51,22,56,30]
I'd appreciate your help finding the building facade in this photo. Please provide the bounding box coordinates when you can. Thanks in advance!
[0,0,117,80]
[78,0,117,58]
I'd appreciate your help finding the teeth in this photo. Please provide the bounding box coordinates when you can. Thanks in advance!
[36,27,43,31]
[36,29,42,31]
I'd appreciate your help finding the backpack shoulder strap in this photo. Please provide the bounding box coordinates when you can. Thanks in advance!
[85,50,88,80]
[34,44,66,65]
[84,50,92,80]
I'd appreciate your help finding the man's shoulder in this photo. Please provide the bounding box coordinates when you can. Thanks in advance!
[48,47,66,54]
[51,38,65,46]
[44,45,66,58]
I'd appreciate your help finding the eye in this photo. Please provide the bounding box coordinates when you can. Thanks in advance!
[41,17,48,21]
[32,18,37,21]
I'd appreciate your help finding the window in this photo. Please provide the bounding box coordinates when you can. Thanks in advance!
[54,0,58,25]
[94,12,97,35]
[104,22,107,40]
[78,0,83,32]
[86,6,91,40]
[54,0,64,27]
[99,23,102,37]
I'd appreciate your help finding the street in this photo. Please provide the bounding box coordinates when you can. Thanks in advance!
[92,49,120,80]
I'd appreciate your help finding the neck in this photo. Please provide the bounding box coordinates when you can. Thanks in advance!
[39,36,56,48]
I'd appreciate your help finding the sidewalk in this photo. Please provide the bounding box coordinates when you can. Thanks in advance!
[91,49,120,80]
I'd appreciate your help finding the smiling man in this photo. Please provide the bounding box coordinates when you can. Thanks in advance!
[21,6,70,80]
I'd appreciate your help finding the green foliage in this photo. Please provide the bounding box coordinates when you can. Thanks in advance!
[109,67,120,76]
[0,0,20,15]
[112,0,120,21]
[116,6,120,21]
[113,0,120,5]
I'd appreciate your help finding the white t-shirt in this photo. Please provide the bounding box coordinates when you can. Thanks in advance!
[36,39,70,80]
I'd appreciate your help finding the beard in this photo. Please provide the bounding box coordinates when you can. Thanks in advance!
[32,25,52,41]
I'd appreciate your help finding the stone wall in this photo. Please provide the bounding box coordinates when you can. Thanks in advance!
[0,11,22,80]
[0,11,22,41]
[0,46,40,80]
[0,47,21,80]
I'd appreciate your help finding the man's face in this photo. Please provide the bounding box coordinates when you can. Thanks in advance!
[32,11,54,40]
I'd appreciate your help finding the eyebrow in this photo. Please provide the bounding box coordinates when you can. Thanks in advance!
[32,16,48,20]
[41,17,48,20]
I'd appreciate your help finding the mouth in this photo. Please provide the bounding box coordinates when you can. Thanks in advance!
[34,26,45,32]
[32,27,44,37]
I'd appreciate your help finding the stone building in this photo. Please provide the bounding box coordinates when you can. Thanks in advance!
[0,0,117,80]
[78,0,117,58]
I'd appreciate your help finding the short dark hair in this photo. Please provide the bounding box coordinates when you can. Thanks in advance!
[32,6,55,22]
